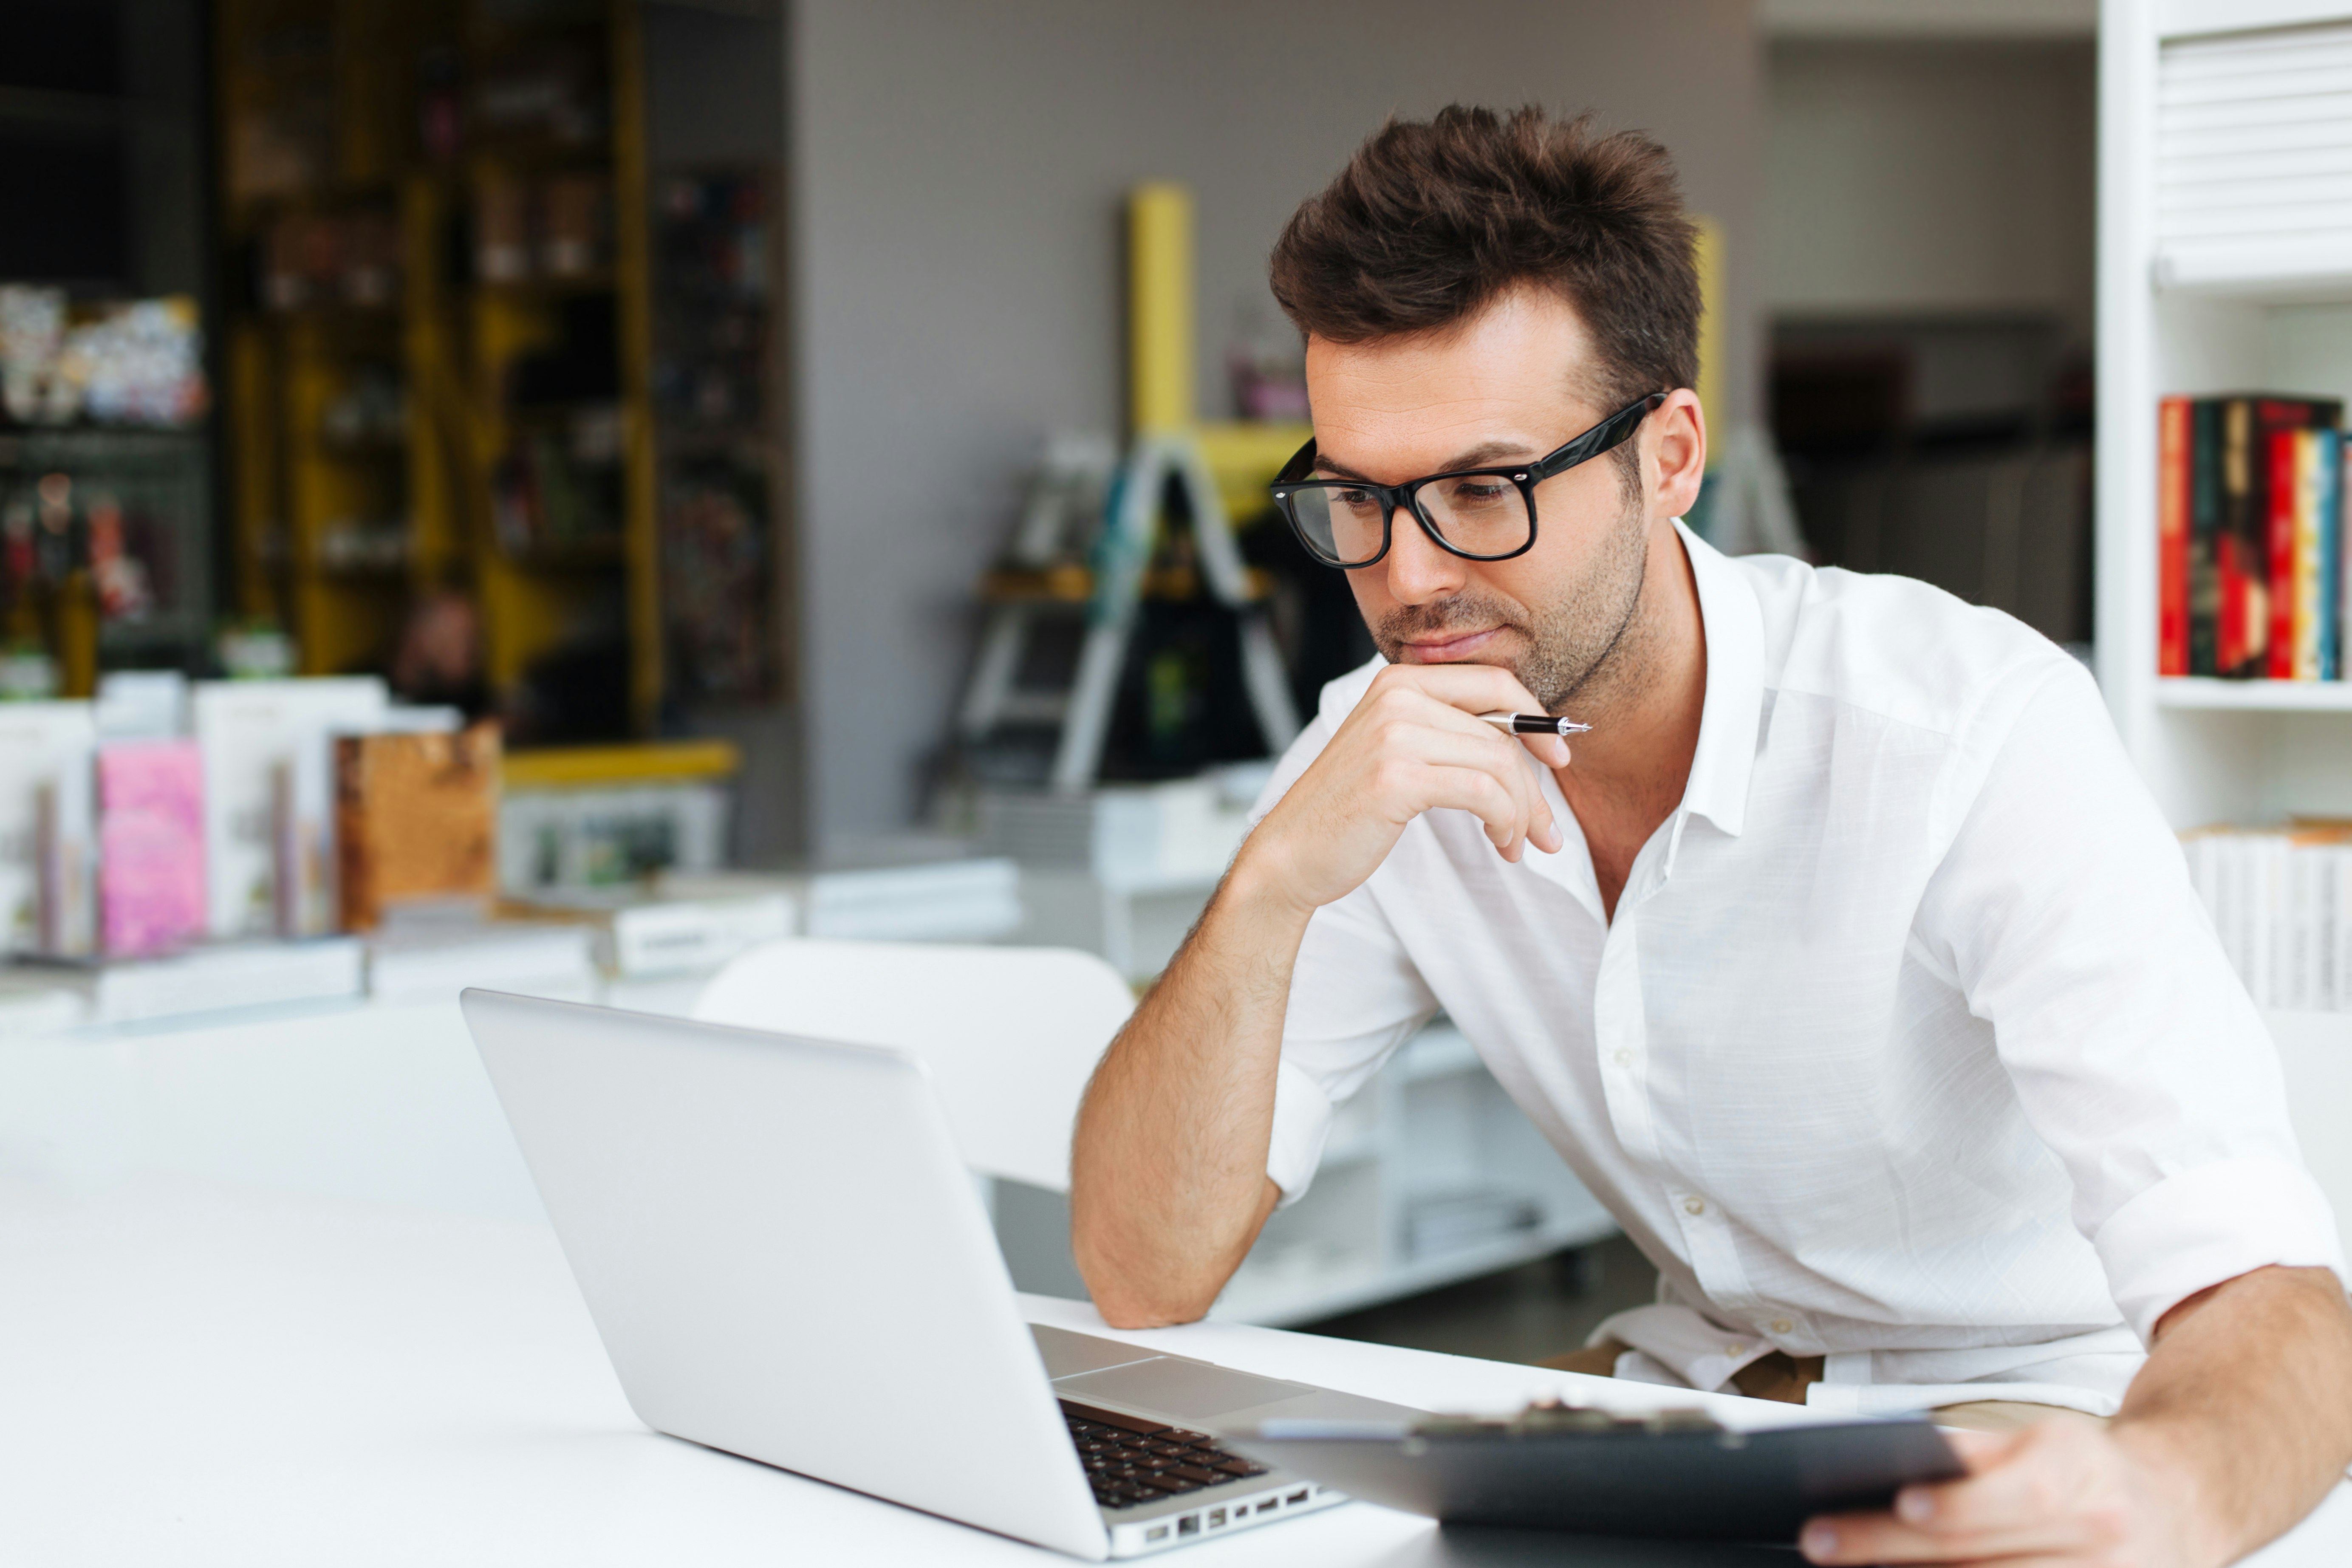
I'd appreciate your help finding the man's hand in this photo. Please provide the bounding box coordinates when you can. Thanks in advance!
[1242,662,1567,918]
[1072,661,1572,1328]
[1799,1419,2210,1568]
[1799,1265,2352,1568]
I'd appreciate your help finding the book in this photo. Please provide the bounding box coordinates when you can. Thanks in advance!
[2268,427,2298,679]
[93,669,187,740]
[2158,397,2191,676]
[2189,399,2223,675]
[2182,822,2352,1009]
[15,936,364,1025]
[2218,396,2340,678]
[2320,430,2343,681]
[495,876,795,978]
[365,921,597,1005]
[797,857,1023,942]
[2294,429,2336,681]
[334,720,500,933]
[0,701,96,956]
[192,677,388,939]
[96,740,206,958]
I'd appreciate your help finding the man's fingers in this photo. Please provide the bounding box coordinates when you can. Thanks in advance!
[1374,716,1559,857]
[1799,1509,2103,1564]
[1370,658,1551,721]
[1400,762,1534,859]
[1801,1509,2094,1567]
[1798,1421,2124,1566]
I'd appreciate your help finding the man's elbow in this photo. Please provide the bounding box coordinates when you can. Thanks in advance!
[1090,1283,1214,1332]
[1071,1232,1220,1330]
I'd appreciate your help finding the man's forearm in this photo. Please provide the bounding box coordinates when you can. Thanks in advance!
[2118,1264,2352,1563]
[1069,858,1314,1328]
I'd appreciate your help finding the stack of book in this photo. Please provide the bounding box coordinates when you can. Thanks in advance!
[2181,823,2352,1011]
[2157,395,2345,680]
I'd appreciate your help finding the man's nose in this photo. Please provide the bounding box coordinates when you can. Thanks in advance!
[1378,503,1468,605]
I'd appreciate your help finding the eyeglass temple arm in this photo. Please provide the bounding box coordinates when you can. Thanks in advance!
[1529,392,1669,482]
[1272,436,1319,488]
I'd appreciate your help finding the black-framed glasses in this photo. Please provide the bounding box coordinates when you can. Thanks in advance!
[1269,392,1667,569]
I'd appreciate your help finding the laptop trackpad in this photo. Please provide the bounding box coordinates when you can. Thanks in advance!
[1052,1356,1318,1424]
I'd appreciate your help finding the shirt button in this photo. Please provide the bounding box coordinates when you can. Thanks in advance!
[1724,1343,1746,1358]
[1770,1319,1794,1336]
[1682,1196,1706,1217]
[1612,1048,1633,1068]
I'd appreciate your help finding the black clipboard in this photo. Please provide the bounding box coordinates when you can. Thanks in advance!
[1224,1406,1967,1543]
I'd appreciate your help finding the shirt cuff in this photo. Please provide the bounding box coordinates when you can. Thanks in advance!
[2092,1156,2349,1342]
[1264,1057,1334,1209]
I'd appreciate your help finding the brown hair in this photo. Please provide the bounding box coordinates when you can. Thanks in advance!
[1269,105,1699,416]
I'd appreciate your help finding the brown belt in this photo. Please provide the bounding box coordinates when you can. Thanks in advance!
[1538,1339,1825,1404]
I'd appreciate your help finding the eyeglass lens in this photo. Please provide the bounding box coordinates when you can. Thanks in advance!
[1286,472,1531,565]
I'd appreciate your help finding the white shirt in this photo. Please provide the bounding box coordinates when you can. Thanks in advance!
[1252,523,2347,1417]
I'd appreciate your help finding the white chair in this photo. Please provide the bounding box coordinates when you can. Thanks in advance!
[691,938,1135,1195]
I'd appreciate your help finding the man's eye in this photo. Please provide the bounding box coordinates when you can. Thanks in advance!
[1334,488,1380,511]
[1449,481,1511,506]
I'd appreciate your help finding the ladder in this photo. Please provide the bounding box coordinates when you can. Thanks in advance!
[956,431,1302,793]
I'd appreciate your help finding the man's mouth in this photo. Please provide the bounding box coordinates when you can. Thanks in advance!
[1397,627,1506,663]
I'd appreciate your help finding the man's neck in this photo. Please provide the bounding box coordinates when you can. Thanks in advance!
[1551,521,1708,917]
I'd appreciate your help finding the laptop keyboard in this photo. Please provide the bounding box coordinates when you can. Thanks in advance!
[1060,1398,1270,1510]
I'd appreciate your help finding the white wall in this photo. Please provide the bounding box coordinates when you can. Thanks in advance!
[1763,39,2095,337]
[787,0,1767,846]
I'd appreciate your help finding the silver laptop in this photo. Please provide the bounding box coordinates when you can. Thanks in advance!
[461,989,1423,1560]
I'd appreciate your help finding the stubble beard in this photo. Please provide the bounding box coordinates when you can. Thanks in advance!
[1370,480,1654,716]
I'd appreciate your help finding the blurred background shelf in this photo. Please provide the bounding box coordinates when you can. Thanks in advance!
[2099,2,2352,826]
[2154,678,2352,712]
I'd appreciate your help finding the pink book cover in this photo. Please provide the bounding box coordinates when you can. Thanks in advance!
[98,740,206,958]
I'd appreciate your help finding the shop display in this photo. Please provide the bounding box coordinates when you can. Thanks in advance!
[0,287,207,430]
[335,720,500,932]
[96,738,205,958]
[655,171,777,703]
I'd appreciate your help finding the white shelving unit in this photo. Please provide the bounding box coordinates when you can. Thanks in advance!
[2101,2,2352,1236]
[2098,1,2352,826]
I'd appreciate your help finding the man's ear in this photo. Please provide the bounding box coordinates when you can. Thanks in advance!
[1648,389,1707,519]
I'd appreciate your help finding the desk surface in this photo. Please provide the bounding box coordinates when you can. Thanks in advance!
[8,1177,2347,1568]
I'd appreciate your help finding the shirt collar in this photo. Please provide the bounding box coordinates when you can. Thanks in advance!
[1671,518,1764,840]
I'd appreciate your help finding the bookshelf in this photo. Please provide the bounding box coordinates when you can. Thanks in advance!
[2098,1,2352,827]
[215,0,661,734]
[2104,4,2352,1239]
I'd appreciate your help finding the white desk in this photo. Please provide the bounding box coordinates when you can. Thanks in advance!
[6,1176,2349,1567]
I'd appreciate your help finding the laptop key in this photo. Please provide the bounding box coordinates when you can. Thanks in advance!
[1162,1428,1215,1444]
[1143,1474,1204,1494]
[1164,1463,1226,1485]
[1208,1457,1266,1476]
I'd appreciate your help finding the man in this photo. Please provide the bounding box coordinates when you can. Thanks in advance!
[1069,107,2352,1567]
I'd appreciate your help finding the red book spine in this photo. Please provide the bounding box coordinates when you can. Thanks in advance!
[2270,428,2301,678]
[2159,398,2191,676]
[2219,536,2242,676]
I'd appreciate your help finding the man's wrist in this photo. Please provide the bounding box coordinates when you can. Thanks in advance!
[1220,836,1324,931]
[2109,1418,2233,1568]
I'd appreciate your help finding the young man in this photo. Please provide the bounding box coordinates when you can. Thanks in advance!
[1069,107,2352,1567]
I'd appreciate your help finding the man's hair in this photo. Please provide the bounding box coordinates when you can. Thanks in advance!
[1269,105,1699,417]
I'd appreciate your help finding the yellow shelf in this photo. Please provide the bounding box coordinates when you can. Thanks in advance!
[503,739,741,790]
[217,0,659,729]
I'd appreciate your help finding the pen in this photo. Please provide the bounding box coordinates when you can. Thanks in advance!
[1478,711,1592,737]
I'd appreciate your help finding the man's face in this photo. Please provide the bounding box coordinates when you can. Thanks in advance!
[1301,287,1660,712]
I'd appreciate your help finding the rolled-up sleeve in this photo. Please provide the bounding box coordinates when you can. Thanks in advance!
[1248,697,1438,1206]
[1919,659,2349,1342]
